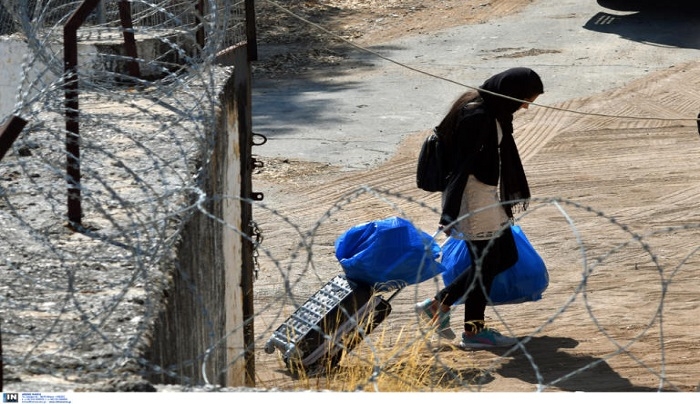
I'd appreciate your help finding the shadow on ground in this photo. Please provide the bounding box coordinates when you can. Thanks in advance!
[498,335,664,392]
[586,1,700,49]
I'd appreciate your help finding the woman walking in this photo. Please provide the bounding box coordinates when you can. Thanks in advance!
[416,67,544,349]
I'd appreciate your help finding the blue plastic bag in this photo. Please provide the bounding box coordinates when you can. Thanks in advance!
[440,225,549,305]
[335,217,446,289]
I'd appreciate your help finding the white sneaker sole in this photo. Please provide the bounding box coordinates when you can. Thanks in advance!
[459,340,517,350]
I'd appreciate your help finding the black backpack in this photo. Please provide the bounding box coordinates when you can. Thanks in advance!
[416,128,452,192]
[417,101,483,192]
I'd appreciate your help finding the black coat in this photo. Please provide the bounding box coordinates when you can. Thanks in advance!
[440,102,502,227]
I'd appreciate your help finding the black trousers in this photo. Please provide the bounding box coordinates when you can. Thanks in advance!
[435,226,518,327]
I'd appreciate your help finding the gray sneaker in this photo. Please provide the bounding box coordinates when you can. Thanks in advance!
[415,299,456,340]
[459,328,518,349]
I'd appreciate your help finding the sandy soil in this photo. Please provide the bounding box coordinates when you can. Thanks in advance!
[251,0,700,392]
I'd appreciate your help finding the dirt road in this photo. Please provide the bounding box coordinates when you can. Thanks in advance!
[251,0,700,392]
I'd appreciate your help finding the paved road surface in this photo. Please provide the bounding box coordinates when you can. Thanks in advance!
[252,0,699,169]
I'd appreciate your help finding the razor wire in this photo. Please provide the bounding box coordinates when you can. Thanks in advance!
[246,183,700,392]
[0,0,248,392]
[1,0,700,394]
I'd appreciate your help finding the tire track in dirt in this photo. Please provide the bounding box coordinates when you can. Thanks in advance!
[516,98,582,163]
[510,62,700,391]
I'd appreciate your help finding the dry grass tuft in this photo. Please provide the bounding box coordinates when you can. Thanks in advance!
[285,323,487,392]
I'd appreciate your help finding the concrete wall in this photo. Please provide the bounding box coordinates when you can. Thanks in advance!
[0,35,40,122]
[144,48,253,387]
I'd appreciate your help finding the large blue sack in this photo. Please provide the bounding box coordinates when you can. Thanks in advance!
[335,217,446,289]
[441,225,549,305]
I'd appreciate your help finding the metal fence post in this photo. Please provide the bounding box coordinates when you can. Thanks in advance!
[118,0,141,79]
[64,0,101,228]
[0,115,27,162]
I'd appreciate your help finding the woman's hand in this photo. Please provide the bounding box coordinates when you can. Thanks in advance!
[439,224,452,237]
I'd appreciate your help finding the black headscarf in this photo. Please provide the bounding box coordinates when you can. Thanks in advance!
[478,67,544,217]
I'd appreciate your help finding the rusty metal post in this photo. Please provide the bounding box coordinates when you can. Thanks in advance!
[0,116,28,162]
[118,0,141,79]
[195,0,205,54]
[64,0,101,228]
[230,45,256,387]
[245,0,257,61]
